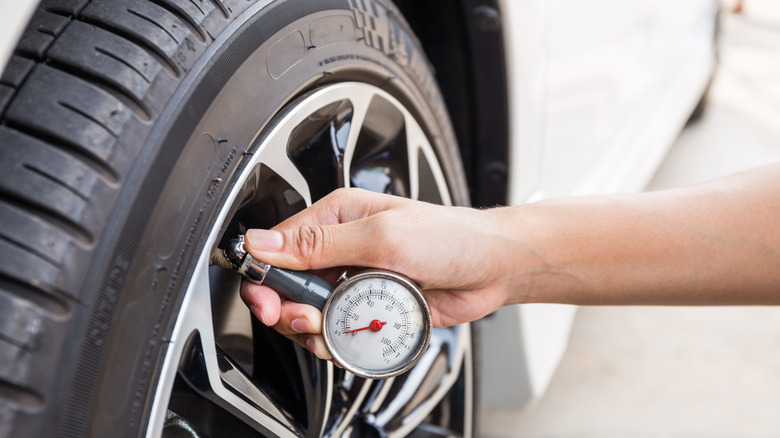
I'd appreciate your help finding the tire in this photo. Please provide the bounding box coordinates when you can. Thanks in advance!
[0,0,474,437]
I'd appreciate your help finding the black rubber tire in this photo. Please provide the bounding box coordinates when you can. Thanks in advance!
[0,0,469,437]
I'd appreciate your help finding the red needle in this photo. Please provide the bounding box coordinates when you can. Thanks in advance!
[344,319,387,334]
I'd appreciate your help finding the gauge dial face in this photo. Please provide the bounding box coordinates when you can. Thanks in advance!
[322,272,431,379]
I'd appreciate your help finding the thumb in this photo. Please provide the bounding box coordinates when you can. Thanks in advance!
[244,218,387,271]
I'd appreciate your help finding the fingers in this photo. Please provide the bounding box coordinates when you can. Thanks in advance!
[241,281,322,334]
[241,280,332,359]
[240,282,281,326]
[284,334,332,361]
[274,187,405,229]
[424,287,509,328]
[245,190,407,272]
[272,298,332,360]
[274,299,321,335]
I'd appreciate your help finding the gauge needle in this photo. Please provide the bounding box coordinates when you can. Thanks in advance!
[345,319,387,334]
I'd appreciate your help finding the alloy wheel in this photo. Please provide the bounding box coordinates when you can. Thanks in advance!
[148,82,473,438]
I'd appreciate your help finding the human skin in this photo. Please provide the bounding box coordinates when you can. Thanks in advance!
[240,162,780,359]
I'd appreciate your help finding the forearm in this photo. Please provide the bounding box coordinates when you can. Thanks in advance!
[501,163,780,306]
[243,165,780,336]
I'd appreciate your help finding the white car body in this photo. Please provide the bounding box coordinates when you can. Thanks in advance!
[1,0,718,418]
[0,2,37,72]
[485,0,718,411]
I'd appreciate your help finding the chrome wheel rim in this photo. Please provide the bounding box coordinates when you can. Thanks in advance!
[146,82,472,438]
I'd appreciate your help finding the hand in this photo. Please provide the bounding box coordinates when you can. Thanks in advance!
[241,164,780,360]
[240,188,528,359]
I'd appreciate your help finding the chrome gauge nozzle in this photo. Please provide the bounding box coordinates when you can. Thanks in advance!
[212,235,330,309]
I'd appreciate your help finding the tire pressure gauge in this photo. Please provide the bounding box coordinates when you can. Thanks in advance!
[216,236,432,379]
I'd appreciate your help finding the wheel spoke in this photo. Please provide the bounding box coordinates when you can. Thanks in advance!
[342,89,375,189]
[404,114,426,202]
[150,257,301,437]
[177,333,301,436]
[289,342,334,437]
[325,373,373,437]
[256,125,313,207]
[404,113,452,206]
[360,325,470,437]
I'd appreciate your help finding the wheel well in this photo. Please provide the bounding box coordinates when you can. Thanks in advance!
[394,0,509,207]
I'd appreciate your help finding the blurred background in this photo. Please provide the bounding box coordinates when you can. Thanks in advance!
[483,0,780,436]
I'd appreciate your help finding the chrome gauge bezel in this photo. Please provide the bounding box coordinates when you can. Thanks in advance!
[321,270,432,379]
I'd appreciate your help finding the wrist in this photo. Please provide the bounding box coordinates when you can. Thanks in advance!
[478,205,554,305]
[489,201,597,305]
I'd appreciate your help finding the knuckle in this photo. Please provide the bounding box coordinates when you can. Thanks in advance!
[329,187,352,200]
[324,187,353,206]
[291,225,331,266]
[333,188,360,209]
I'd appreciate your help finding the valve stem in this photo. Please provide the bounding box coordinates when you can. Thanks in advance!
[210,246,234,270]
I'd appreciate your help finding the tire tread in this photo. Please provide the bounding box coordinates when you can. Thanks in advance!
[4,65,125,176]
[0,1,223,433]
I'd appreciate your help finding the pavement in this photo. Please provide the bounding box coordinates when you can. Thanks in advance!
[481,0,780,436]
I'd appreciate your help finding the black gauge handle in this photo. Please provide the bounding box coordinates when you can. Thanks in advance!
[261,265,331,310]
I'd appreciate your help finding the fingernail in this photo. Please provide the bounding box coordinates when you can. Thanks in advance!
[245,229,283,251]
[291,318,308,333]
[306,338,315,353]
